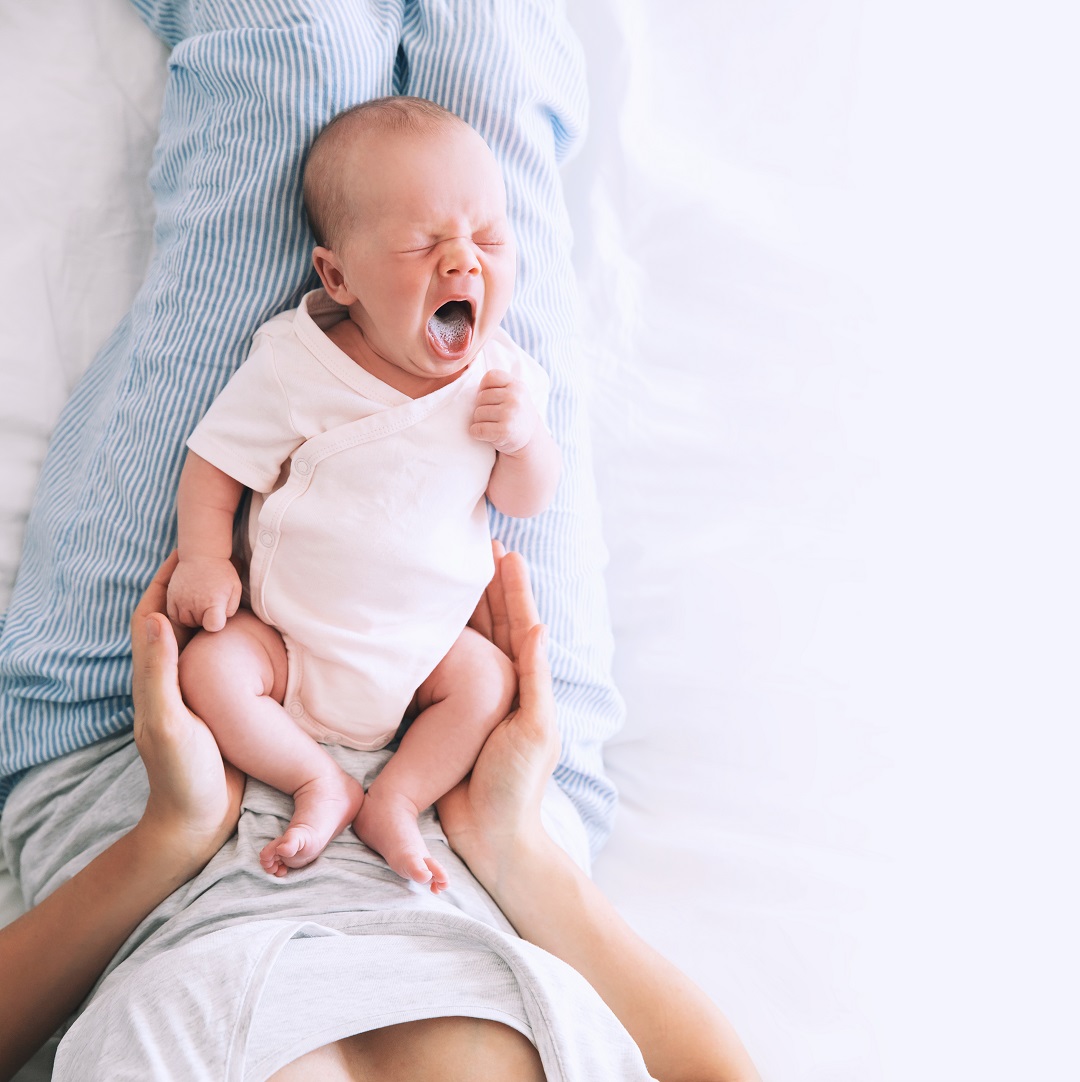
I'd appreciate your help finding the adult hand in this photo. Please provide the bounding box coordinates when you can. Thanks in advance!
[131,552,244,873]
[454,553,764,1082]
[439,543,560,889]
[0,555,246,1082]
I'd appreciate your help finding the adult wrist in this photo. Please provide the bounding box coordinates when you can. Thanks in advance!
[129,812,223,885]
[461,823,561,903]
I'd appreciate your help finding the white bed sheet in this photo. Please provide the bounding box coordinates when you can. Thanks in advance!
[2,2,1079,1080]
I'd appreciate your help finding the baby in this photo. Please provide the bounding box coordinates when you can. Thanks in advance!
[166,97,560,892]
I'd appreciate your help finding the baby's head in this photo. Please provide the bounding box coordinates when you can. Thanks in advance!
[303,97,516,381]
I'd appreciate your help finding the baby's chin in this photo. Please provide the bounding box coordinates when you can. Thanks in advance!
[403,347,474,387]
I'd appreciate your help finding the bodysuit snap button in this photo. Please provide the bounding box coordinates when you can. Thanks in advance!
[294,459,311,476]
[260,531,275,547]
[287,701,303,718]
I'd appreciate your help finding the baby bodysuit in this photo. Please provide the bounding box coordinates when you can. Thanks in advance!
[187,289,549,749]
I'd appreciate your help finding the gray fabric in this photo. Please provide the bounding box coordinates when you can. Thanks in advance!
[0,736,653,1081]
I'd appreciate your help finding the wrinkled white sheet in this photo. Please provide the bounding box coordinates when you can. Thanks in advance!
[2,1,1079,1080]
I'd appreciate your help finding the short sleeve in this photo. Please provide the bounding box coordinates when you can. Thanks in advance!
[186,331,302,493]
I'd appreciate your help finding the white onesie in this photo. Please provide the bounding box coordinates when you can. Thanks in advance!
[187,289,549,751]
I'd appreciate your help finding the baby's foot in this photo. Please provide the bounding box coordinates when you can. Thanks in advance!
[353,789,449,894]
[260,771,365,877]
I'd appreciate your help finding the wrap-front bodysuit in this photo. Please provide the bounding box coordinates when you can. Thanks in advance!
[188,289,549,750]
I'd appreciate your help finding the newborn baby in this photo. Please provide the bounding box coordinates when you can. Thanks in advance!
[166,97,559,892]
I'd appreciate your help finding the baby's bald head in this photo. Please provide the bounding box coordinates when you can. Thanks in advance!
[302,97,471,250]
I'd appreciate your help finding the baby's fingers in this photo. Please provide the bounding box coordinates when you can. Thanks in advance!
[174,601,204,630]
[469,420,505,444]
[471,404,507,424]
[202,581,242,631]
[478,368,512,392]
[474,388,509,410]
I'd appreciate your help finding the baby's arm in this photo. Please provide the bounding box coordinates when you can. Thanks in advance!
[471,370,561,518]
[167,452,245,632]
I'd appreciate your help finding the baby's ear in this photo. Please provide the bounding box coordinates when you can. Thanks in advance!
[312,246,356,304]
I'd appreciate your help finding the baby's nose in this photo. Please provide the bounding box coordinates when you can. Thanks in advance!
[439,237,481,276]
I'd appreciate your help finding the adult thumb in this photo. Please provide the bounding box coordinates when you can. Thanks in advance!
[133,612,184,726]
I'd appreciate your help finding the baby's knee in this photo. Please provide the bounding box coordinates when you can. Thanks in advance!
[177,611,287,707]
[442,627,516,715]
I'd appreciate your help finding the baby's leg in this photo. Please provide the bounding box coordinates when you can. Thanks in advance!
[178,610,364,876]
[354,627,515,893]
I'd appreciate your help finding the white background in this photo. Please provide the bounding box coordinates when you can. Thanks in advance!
[570,2,1080,1079]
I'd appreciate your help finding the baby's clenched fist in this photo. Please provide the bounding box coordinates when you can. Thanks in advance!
[167,556,241,633]
[469,370,539,456]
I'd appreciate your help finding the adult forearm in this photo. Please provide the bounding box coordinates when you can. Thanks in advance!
[0,824,195,1081]
[481,835,761,1082]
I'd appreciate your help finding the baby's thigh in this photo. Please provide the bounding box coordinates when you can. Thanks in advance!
[416,627,515,715]
[177,609,289,711]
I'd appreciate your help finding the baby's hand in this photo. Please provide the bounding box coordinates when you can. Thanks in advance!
[166,557,241,633]
[470,370,540,456]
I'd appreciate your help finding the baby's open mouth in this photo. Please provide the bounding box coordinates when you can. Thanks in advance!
[427,299,474,358]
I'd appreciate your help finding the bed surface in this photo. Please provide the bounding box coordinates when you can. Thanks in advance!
[2,2,1078,1080]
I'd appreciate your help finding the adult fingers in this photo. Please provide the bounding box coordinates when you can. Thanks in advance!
[468,541,503,644]
[499,551,542,663]
[513,624,560,772]
[132,550,179,627]
[133,550,194,652]
[132,612,185,749]
[487,540,512,658]
[134,618,246,861]
[468,589,494,642]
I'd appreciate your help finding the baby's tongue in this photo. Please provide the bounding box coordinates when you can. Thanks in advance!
[427,301,473,358]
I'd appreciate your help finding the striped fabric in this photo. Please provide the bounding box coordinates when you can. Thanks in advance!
[0,0,624,853]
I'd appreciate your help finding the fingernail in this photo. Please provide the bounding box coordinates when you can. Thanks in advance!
[539,625,548,648]
[145,616,160,644]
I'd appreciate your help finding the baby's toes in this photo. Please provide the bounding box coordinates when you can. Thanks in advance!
[259,837,291,876]
[426,857,450,895]
[276,829,306,861]
[393,850,434,886]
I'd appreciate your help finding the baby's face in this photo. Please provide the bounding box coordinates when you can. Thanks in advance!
[320,124,516,383]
